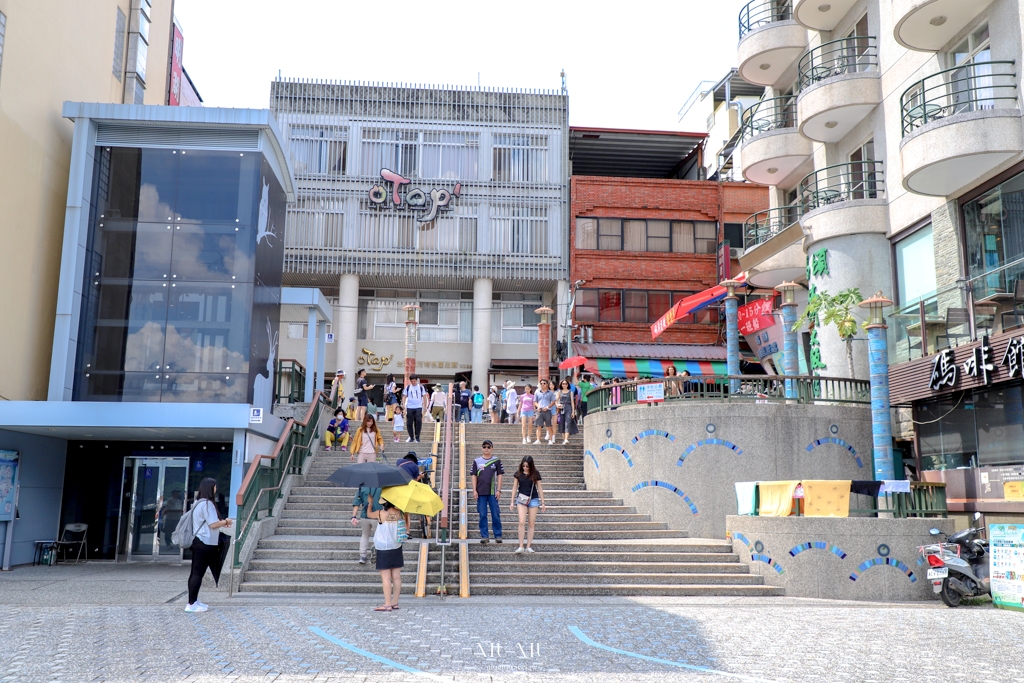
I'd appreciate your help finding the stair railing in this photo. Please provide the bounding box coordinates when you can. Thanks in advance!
[233,375,340,567]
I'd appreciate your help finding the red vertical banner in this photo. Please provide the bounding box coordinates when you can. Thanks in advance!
[737,297,775,336]
[168,23,184,106]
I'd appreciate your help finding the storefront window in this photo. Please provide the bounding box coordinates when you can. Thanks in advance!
[894,224,936,306]
[963,170,1024,295]
[917,384,1024,470]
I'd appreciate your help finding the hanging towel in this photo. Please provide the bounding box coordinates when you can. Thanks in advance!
[758,481,800,517]
[879,480,911,494]
[735,482,758,516]
[802,480,852,518]
[850,480,882,497]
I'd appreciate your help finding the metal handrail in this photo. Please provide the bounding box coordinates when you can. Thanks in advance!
[900,60,1017,136]
[798,36,878,90]
[744,204,803,249]
[740,95,799,142]
[587,374,870,413]
[233,375,340,566]
[739,0,793,40]
[798,160,885,212]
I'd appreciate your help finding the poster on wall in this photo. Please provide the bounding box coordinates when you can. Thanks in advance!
[989,523,1024,612]
[637,383,664,403]
[0,451,18,523]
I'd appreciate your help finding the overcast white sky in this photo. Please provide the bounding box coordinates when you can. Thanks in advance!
[174,0,747,131]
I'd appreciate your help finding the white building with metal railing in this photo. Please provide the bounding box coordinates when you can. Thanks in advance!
[270,80,569,395]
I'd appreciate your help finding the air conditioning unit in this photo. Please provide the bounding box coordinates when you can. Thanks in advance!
[729,247,744,259]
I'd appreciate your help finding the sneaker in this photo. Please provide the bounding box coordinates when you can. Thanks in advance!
[324,446,332,451]
[407,437,413,442]
[533,439,541,445]
[514,546,524,554]
[416,439,421,443]
[526,547,535,554]
[341,446,347,452]
[522,438,528,444]
[394,438,400,443]
[480,539,489,544]
[359,555,367,564]
[184,603,207,613]
[562,439,569,445]
[495,538,503,544]
[195,600,209,609]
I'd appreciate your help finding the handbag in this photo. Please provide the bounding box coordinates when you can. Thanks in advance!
[516,479,536,506]
[397,518,409,544]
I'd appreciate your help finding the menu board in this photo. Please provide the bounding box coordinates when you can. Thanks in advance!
[989,524,1024,612]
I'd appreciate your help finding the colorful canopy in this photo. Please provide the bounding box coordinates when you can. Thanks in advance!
[583,358,728,378]
[651,272,748,339]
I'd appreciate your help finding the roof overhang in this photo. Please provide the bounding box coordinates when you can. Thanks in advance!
[570,127,706,178]
[281,287,334,323]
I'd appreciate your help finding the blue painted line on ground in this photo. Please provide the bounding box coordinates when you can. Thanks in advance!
[309,626,451,682]
[568,625,774,682]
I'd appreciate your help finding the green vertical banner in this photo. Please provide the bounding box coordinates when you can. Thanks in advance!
[990,524,1024,611]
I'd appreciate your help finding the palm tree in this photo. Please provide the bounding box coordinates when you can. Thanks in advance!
[792,288,864,379]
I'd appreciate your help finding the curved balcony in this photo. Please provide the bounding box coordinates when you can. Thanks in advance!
[894,0,996,52]
[739,96,813,185]
[798,162,889,247]
[794,0,861,31]
[740,205,807,289]
[738,0,807,88]
[899,61,1023,197]
[796,37,881,143]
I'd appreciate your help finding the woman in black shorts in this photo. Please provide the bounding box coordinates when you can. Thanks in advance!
[372,500,405,611]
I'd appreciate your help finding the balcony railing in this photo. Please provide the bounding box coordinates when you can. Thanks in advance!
[798,161,884,212]
[798,36,878,90]
[744,205,803,249]
[587,374,870,413]
[900,60,1018,136]
[890,257,1024,365]
[740,95,799,142]
[739,0,793,40]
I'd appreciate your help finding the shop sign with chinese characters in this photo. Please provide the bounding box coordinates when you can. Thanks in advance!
[927,335,1005,391]
[368,168,461,223]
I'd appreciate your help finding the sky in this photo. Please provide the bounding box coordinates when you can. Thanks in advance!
[173,0,748,132]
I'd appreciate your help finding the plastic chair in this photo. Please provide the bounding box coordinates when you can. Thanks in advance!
[55,523,88,564]
[936,308,971,348]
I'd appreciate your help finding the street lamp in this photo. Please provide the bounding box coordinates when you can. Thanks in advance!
[857,291,895,481]
[775,281,801,398]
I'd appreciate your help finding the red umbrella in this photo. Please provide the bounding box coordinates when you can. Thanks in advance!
[559,355,589,370]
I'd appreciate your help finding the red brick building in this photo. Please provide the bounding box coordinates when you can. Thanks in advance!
[567,128,769,376]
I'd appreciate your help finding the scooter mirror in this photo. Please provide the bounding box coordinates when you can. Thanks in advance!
[929,528,941,535]
[973,512,982,521]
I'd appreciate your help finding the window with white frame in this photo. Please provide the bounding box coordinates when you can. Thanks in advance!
[360,291,474,342]
[949,24,994,114]
[492,293,542,344]
[361,128,418,177]
[290,126,347,176]
[421,131,479,180]
[286,323,333,339]
[491,205,548,255]
[357,201,416,250]
[492,134,548,182]
[418,207,478,252]
[286,198,344,249]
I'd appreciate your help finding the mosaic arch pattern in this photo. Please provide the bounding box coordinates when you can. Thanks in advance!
[584,450,599,470]
[630,481,698,515]
[789,542,848,560]
[599,443,634,467]
[806,437,863,468]
[849,557,917,583]
[751,553,785,575]
[677,438,743,466]
[631,430,677,444]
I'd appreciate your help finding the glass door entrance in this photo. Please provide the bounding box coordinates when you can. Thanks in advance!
[124,457,189,561]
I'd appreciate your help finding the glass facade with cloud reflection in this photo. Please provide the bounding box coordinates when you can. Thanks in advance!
[74,146,285,403]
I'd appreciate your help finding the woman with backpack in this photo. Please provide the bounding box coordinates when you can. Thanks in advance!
[373,500,406,611]
[383,374,399,421]
[184,477,233,613]
[470,385,485,423]
[350,414,385,463]
[509,456,545,553]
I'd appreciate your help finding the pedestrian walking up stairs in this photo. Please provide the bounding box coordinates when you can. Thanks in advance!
[458,423,780,596]
[237,421,439,594]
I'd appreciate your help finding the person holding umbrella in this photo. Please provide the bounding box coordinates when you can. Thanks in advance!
[184,477,233,613]
[351,485,383,565]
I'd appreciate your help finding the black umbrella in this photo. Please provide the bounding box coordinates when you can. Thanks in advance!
[327,462,412,488]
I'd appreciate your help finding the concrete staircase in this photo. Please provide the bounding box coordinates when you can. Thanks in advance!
[238,420,779,597]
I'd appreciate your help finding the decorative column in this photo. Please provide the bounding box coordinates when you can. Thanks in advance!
[338,274,359,397]
[471,278,493,393]
[721,279,741,393]
[535,306,554,383]
[859,292,894,481]
[402,304,420,387]
[776,281,800,399]
[305,306,318,402]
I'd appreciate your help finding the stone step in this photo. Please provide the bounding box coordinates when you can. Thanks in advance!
[237,582,420,594]
[289,486,608,497]
[272,526,685,539]
[275,518,670,531]
[462,584,783,597]
[466,571,764,585]
[285,502,637,514]
[460,512,655,523]
[252,548,739,563]
[249,558,747,574]
[255,538,706,553]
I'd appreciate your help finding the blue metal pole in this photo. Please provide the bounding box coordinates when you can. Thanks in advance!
[725,295,740,393]
[781,301,798,399]
[867,324,894,481]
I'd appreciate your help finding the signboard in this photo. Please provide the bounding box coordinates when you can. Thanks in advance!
[737,297,775,336]
[989,524,1024,612]
[249,407,263,424]
[368,169,461,223]
[0,451,18,522]
[637,383,664,403]
[326,333,335,344]
[168,23,184,106]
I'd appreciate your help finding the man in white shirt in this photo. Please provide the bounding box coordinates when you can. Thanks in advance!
[402,374,426,443]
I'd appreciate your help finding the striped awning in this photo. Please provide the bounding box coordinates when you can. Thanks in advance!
[584,358,728,378]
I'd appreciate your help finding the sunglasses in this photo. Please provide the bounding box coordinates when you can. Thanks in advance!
[482,445,493,449]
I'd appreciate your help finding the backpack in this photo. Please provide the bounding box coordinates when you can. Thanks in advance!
[473,392,484,407]
[170,502,208,548]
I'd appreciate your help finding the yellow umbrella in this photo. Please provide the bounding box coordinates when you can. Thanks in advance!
[381,481,444,516]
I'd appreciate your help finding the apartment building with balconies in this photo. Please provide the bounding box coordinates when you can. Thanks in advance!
[734,0,1024,520]
[269,81,569,396]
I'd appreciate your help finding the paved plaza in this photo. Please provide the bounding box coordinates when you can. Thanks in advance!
[1,564,1022,682]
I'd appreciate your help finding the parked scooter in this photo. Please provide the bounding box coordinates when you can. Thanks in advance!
[919,513,990,607]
